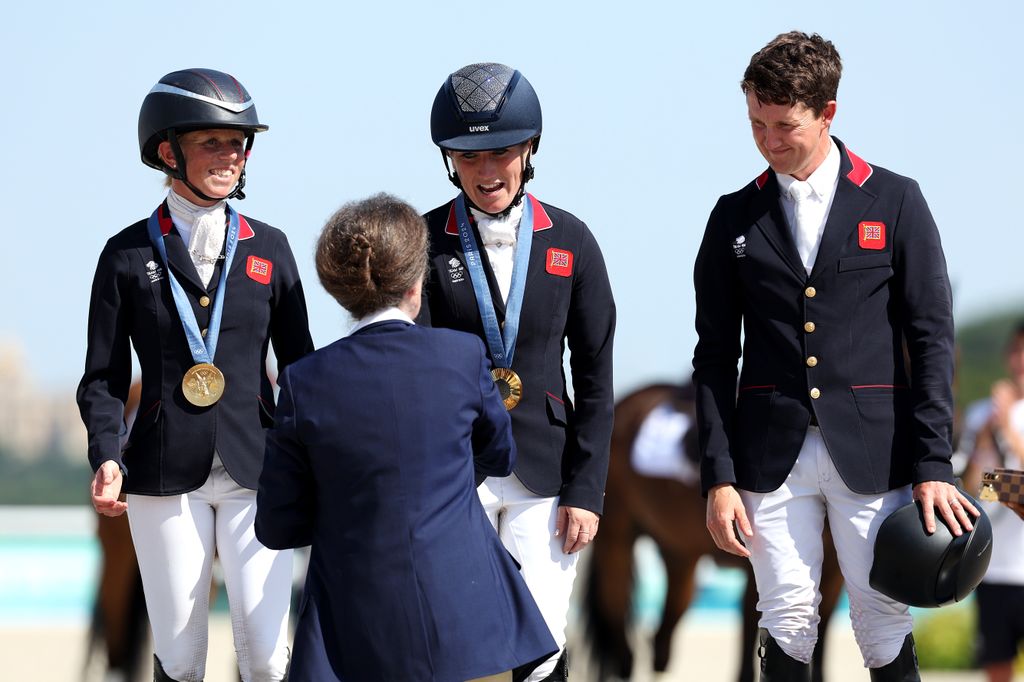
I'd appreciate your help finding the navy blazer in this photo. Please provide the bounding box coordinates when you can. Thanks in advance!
[419,195,616,514]
[77,203,314,494]
[256,321,557,682]
[693,139,955,496]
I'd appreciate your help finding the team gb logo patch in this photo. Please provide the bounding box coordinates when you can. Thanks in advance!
[858,222,886,250]
[546,248,573,277]
[246,256,273,285]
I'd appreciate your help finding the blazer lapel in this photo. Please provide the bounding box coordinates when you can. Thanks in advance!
[523,214,551,304]
[163,230,208,293]
[224,211,257,285]
[750,172,807,282]
[809,145,879,282]
[447,202,508,322]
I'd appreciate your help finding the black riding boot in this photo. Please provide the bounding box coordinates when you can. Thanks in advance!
[868,633,921,682]
[512,648,567,682]
[154,655,196,682]
[759,629,811,682]
[538,649,568,681]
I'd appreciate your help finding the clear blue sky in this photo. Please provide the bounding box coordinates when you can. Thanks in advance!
[2,1,1021,393]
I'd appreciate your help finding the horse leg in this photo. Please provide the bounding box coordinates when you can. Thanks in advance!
[737,563,759,682]
[95,513,143,676]
[587,510,638,680]
[651,550,698,673]
[811,531,844,682]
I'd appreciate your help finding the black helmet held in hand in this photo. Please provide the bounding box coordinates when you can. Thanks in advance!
[430,62,542,152]
[138,68,268,200]
[870,492,993,608]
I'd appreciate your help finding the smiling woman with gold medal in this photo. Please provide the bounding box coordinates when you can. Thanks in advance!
[420,63,616,681]
[77,69,313,682]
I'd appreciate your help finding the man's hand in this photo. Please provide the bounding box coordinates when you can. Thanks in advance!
[706,483,752,557]
[990,379,1019,431]
[555,505,600,554]
[92,460,128,517]
[912,480,978,536]
[1003,500,1024,522]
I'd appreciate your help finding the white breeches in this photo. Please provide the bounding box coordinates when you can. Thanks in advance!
[127,458,292,681]
[478,475,578,681]
[739,427,913,669]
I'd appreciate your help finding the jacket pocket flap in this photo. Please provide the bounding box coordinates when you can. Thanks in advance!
[838,252,893,272]
[546,392,567,425]
[258,395,276,428]
[126,400,161,447]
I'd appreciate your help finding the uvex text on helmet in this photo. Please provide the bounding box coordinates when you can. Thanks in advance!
[430,63,541,152]
[869,494,993,608]
[138,68,268,171]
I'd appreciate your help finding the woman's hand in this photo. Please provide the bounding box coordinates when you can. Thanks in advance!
[555,506,600,554]
[706,483,752,558]
[92,460,128,517]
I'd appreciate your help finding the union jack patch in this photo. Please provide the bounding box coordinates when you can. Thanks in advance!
[246,255,273,285]
[546,248,573,277]
[858,222,886,250]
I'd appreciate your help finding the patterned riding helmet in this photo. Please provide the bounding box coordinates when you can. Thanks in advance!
[430,63,542,152]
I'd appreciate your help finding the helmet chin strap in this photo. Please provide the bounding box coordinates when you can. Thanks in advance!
[166,129,252,202]
[442,148,535,220]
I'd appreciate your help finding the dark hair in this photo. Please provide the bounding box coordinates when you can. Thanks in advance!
[1006,320,1024,349]
[741,31,842,116]
[316,193,429,319]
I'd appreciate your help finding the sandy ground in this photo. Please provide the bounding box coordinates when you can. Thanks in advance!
[8,616,1011,682]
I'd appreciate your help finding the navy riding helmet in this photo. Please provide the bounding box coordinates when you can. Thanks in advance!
[430,62,541,152]
[138,68,268,201]
[430,63,543,209]
[870,491,993,608]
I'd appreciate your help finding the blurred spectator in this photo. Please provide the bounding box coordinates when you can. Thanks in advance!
[962,321,1024,682]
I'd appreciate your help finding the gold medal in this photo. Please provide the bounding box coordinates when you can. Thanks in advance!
[491,367,523,410]
[182,363,225,407]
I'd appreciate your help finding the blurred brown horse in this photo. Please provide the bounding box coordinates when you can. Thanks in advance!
[84,381,149,682]
[583,383,844,682]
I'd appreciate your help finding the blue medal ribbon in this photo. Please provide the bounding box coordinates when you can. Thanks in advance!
[454,193,534,369]
[146,202,239,365]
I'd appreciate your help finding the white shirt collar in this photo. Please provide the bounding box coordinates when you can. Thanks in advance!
[347,307,414,336]
[470,202,523,245]
[165,189,226,245]
[776,138,841,202]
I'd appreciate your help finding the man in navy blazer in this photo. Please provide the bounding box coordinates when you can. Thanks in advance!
[693,32,978,681]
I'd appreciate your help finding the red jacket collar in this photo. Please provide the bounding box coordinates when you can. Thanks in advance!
[843,147,873,188]
[445,193,553,235]
[752,142,873,190]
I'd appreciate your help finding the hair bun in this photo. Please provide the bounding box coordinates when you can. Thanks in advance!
[315,193,429,319]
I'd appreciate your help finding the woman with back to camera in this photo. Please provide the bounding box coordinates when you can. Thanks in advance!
[255,193,557,682]
[421,63,616,680]
[78,68,313,681]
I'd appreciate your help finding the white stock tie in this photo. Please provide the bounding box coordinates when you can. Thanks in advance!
[789,181,816,275]
[187,213,226,288]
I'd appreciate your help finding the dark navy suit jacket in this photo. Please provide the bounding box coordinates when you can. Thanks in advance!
[77,203,313,494]
[256,320,556,682]
[419,195,616,514]
[694,139,955,496]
